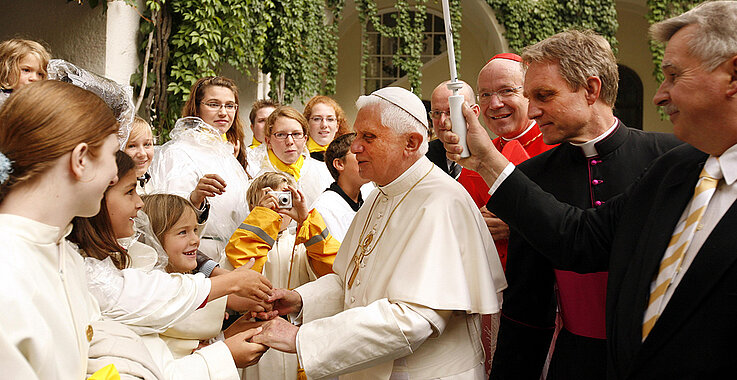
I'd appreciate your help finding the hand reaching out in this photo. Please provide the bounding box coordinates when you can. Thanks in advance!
[190,174,227,209]
[224,315,268,339]
[210,259,274,312]
[252,288,303,320]
[224,327,269,368]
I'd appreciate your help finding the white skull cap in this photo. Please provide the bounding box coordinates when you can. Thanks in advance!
[370,87,429,130]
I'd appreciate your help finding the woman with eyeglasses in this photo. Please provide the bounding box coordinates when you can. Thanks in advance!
[148,76,251,266]
[252,106,333,207]
[302,95,351,162]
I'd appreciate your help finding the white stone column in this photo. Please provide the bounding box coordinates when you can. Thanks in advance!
[257,71,271,100]
[105,0,142,86]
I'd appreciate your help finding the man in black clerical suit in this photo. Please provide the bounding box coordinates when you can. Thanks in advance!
[489,30,681,380]
[440,2,737,378]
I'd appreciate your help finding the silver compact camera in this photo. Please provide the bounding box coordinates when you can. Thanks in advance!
[268,191,293,209]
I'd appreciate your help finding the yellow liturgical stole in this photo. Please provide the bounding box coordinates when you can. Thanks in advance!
[249,139,262,148]
[307,137,327,153]
[268,148,305,181]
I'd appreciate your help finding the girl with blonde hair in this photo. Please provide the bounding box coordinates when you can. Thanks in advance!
[0,38,50,106]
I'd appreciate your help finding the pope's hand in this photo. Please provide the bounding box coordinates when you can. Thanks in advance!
[252,288,303,320]
[251,317,299,354]
[224,327,269,368]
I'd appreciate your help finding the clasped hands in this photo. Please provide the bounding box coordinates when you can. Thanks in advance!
[223,288,304,355]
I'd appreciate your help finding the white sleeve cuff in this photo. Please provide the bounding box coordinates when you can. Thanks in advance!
[488,163,516,196]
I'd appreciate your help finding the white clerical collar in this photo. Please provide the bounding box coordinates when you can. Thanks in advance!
[501,120,536,142]
[378,156,433,197]
[714,143,737,186]
[570,118,618,157]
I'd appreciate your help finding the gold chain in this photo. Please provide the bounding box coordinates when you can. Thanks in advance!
[347,165,433,288]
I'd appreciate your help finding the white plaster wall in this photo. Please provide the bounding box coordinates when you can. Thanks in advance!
[220,64,260,144]
[0,0,107,76]
[616,0,673,133]
[106,0,142,86]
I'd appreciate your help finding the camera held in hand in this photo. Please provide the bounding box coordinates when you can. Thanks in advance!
[268,191,293,209]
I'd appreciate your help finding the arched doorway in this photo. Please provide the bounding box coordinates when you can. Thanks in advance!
[614,64,643,130]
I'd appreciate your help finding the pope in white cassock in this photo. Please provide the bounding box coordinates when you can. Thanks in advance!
[252,87,507,379]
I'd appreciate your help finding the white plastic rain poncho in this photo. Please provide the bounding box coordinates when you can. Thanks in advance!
[148,117,250,265]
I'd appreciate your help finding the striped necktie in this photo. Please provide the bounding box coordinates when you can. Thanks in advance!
[642,157,722,340]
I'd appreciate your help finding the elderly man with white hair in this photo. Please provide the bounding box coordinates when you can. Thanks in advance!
[250,87,506,379]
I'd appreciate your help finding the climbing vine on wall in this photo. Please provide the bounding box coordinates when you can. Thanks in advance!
[356,0,462,97]
[128,0,342,139]
[485,0,618,55]
[646,0,703,84]
[645,0,702,119]
[262,0,345,104]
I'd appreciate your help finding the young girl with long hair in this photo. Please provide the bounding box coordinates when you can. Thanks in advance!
[71,152,270,379]
[302,95,351,162]
[123,116,156,194]
[148,76,252,265]
[0,80,123,379]
[0,38,50,106]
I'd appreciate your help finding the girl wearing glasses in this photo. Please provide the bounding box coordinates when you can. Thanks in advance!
[252,106,333,207]
[149,76,251,266]
[302,95,351,162]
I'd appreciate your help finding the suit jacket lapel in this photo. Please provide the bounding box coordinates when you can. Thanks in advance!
[634,200,737,360]
[612,161,699,364]
[608,152,706,373]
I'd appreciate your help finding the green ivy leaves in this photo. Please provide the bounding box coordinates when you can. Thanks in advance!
[486,0,618,55]
[357,0,461,97]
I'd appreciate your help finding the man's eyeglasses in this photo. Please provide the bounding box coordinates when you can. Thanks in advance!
[310,116,337,124]
[201,101,238,112]
[272,132,306,141]
[428,110,451,120]
[476,86,523,104]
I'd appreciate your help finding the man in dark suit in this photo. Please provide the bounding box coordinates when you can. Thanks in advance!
[440,2,737,378]
[489,30,682,380]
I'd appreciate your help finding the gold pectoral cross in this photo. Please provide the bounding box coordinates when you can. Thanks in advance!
[347,232,373,288]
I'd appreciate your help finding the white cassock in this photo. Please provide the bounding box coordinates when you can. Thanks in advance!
[244,231,315,380]
[149,118,251,265]
[293,157,507,379]
[124,240,240,380]
[251,143,334,208]
[0,214,103,379]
